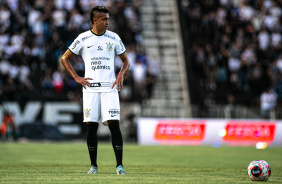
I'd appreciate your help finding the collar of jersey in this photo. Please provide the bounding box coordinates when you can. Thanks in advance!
[90,29,106,36]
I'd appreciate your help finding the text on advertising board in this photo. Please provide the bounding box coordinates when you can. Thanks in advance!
[154,120,206,142]
[223,121,276,143]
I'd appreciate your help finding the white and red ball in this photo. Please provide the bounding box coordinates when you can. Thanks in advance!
[247,160,271,181]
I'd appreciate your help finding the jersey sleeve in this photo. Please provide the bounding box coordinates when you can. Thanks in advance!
[115,34,126,55]
[68,35,83,55]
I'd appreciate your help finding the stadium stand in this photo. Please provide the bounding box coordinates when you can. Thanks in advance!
[140,0,191,118]
[0,0,153,105]
[178,0,282,119]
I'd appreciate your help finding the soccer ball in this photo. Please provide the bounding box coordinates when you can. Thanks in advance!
[247,160,271,181]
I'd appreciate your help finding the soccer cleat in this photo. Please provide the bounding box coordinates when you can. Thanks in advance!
[116,165,126,175]
[88,165,98,174]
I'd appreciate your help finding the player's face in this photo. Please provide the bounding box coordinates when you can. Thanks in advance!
[94,12,109,32]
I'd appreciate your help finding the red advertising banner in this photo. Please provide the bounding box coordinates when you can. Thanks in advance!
[154,120,206,142]
[222,121,276,144]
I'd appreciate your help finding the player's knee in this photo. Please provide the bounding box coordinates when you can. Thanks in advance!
[108,121,120,132]
[86,122,98,125]
[108,120,119,124]
[87,123,99,140]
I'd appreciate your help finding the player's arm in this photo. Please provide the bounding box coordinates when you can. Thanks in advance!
[112,52,130,91]
[61,49,92,89]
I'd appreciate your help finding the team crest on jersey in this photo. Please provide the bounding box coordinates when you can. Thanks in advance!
[106,42,113,51]
[84,108,91,118]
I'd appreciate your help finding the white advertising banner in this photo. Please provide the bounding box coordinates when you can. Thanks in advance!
[137,118,282,147]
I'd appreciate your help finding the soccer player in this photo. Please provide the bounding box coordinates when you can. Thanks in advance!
[61,6,130,175]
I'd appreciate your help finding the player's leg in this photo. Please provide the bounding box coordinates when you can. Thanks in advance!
[108,120,125,175]
[108,120,123,165]
[83,92,101,174]
[87,122,99,174]
[101,92,125,174]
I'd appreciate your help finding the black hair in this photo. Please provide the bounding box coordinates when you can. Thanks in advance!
[90,6,109,25]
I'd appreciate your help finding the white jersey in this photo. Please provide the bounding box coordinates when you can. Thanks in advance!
[68,30,126,92]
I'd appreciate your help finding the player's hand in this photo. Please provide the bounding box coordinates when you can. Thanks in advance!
[112,72,124,91]
[75,77,93,89]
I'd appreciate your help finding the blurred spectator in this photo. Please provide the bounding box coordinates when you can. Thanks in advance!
[125,44,137,72]
[133,58,147,101]
[3,77,17,101]
[260,87,278,119]
[0,57,10,81]
[0,111,19,141]
[41,67,53,97]
[257,27,270,51]
[215,61,228,84]
[0,4,11,33]
[52,69,64,94]
[146,54,160,98]
[238,0,254,22]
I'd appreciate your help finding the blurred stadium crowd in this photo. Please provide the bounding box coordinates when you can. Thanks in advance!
[0,0,159,104]
[180,0,282,116]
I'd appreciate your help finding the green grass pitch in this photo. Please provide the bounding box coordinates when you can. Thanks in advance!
[0,142,281,184]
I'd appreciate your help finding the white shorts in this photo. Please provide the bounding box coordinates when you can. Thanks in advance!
[83,91,120,125]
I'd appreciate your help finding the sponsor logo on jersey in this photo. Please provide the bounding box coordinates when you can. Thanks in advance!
[90,82,111,87]
[91,61,102,65]
[90,83,101,87]
[104,34,115,40]
[84,108,91,118]
[98,46,103,51]
[91,57,110,60]
[106,42,113,51]
[82,34,93,41]
[91,60,111,71]
[72,40,80,49]
[91,65,111,71]
[87,45,94,48]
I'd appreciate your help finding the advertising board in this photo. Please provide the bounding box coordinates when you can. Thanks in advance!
[138,118,282,146]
